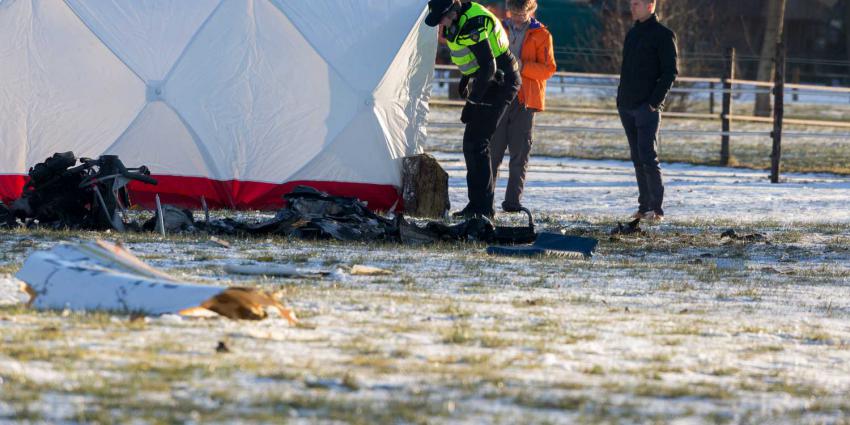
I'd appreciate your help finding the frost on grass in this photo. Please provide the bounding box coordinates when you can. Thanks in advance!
[2,155,850,423]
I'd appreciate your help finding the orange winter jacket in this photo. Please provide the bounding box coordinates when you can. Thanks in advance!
[504,18,557,111]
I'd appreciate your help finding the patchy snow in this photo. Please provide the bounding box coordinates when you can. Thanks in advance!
[1,149,850,422]
[435,152,850,223]
[0,277,27,307]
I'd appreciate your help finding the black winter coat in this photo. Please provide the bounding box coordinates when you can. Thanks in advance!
[616,15,678,111]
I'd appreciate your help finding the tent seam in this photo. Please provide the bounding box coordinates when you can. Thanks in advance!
[265,0,361,97]
[160,0,226,85]
[60,0,147,85]
[99,103,149,154]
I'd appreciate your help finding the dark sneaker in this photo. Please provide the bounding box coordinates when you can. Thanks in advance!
[501,201,524,213]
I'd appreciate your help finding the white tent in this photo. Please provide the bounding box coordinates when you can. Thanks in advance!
[0,0,436,210]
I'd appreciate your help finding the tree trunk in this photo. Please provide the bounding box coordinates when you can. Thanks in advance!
[401,154,450,218]
[754,0,786,117]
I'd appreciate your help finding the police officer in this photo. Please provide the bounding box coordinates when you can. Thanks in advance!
[424,0,521,219]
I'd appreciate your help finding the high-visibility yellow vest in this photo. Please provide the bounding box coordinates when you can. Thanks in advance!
[444,3,510,76]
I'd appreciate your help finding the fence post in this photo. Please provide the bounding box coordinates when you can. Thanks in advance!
[720,47,736,166]
[770,41,786,184]
[448,69,461,100]
[709,82,715,114]
[791,67,800,102]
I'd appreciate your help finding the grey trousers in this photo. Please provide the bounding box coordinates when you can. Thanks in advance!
[490,98,536,207]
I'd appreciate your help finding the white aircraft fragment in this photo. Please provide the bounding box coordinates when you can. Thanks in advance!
[16,241,296,323]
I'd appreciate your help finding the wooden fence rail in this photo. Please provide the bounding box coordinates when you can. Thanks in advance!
[431,47,850,182]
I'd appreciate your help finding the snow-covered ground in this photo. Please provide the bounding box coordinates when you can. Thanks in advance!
[1,153,850,423]
[441,152,850,223]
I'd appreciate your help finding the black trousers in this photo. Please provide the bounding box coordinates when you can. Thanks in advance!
[460,83,518,215]
[618,103,664,215]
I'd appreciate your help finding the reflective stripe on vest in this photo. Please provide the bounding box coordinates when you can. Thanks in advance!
[445,3,509,76]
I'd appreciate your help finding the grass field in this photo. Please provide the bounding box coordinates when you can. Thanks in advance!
[427,99,850,175]
[2,111,850,423]
[2,216,850,424]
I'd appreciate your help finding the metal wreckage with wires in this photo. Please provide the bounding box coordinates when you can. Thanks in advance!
[1,152,157,231]
[1,154,597,258]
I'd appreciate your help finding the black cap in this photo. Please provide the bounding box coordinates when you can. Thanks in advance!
[425,0,455,27]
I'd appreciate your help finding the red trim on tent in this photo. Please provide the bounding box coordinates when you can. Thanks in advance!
[0,175,27,206]
[0,174,401,212]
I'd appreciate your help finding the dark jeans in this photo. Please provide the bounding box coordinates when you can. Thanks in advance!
[460,83,519,216]
[491,98,536,207]
[618,103,664,215]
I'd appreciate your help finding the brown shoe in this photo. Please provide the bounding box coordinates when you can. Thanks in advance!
[643,211,664,223]
[630,210,646,220]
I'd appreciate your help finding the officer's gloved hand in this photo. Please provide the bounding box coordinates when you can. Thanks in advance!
[494,70,505,86]
[458,75,470,100]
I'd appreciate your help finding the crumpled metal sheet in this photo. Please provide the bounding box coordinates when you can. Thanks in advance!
[15,240,297,322]
[198,186,398,242]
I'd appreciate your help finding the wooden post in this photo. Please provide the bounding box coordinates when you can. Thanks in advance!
[770,41,786,184]
[448,69,461,100]
[791,67,800,102]
[720,47,736,166]
[709,82,715,114]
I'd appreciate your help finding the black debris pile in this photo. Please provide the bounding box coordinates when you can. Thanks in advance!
[143,205,196,233]
[720,229,768,243]
[398,215,495,244]
[610,218,645,236]
[0,201,11,228]
[200,186,398,242]
[195,186,538,245]
[399,207,536,245]
[2,162,571,249]
[6,153,157,230]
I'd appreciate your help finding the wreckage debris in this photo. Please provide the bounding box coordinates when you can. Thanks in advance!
[349,265,393,276]
[142,205,195,233]
[6,153,157,231]
[216,341,231,353]
[398,208,537,245]
[199,186,538,246]
[399,215,496,244]
[720,229,767,242]
[0,202,11,228]
[15,240,297,323]
[4,160,570,251]
[610,219,644,236]
[209,237,231,249]
[198,186,398,242]
[223,264,330,278]
[487,232,598,259]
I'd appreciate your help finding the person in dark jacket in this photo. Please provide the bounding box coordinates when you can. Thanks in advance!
[424,0,521,219]
[617,0,678,222]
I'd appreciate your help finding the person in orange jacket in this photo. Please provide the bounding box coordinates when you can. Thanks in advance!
[489,0,556,212]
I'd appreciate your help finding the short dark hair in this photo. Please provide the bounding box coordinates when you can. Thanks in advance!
[506,0,537,14]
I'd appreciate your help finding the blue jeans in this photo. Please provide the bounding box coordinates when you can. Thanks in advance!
[618,103,664,215]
